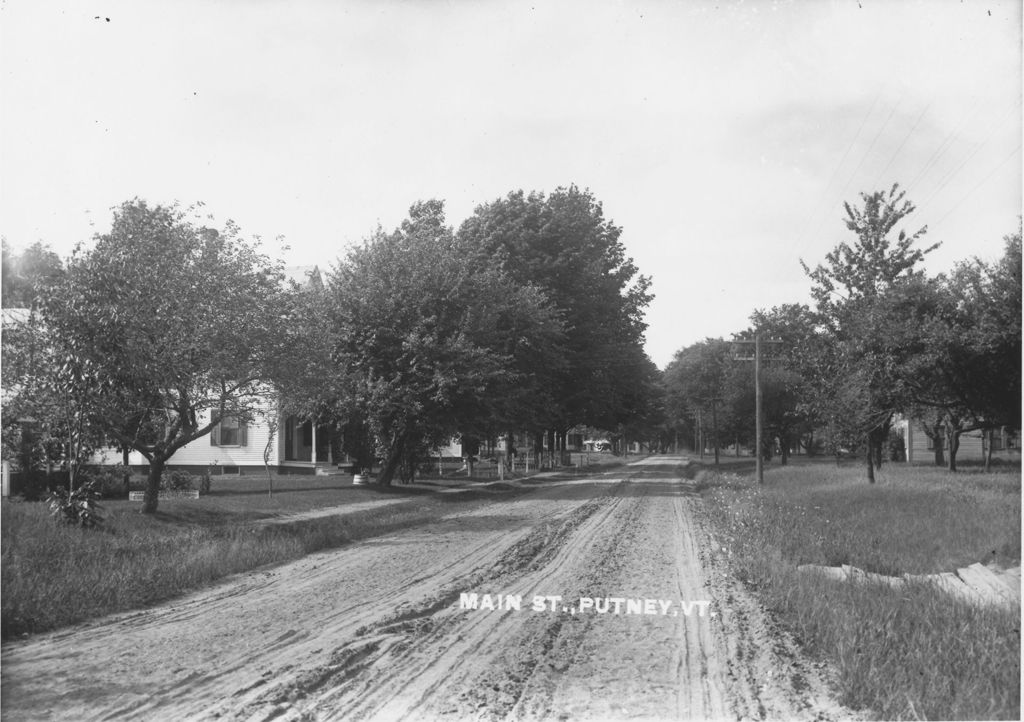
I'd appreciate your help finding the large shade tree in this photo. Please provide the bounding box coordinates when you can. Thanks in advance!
[327,200,565,485]
[456,186,654,446]
[900,231,1022,469]
[40,200,289,513]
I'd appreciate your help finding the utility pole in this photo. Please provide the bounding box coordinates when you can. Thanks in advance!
[755,334,763,483]
[733,334,783,484]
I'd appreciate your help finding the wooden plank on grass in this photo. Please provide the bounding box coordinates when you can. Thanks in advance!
[922,572,988,605]
[957,563,1019,606]
[128,490,200,501]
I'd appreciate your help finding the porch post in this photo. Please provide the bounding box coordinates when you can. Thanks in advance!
[311,424,318,464]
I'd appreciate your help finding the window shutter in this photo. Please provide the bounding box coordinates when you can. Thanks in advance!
[210,422,220,446]
[240,421,248,447]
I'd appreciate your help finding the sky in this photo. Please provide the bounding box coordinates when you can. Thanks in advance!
[1,0,1020,369]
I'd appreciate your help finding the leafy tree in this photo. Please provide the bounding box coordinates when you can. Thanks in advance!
[1,306,109,498]
[900,231,1022,470]
[2,241,64,308]
[663,339,732,460]
[39,199,288,513]
[744,304,825,458]
[951,230,1022,431]
[327,200,564,485]
[456,186,653,442]
[801,184,938,481]
[802,184,939,325]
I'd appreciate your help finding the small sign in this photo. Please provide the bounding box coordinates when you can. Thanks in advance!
[129,490,201,501]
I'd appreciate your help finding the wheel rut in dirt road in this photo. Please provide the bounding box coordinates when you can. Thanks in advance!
[2,457,851,721]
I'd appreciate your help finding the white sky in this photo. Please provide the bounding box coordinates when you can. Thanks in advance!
[1,0,1020,369]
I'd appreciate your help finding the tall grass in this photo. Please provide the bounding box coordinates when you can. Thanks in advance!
[700,462,1021,720]
[1,486,506,640]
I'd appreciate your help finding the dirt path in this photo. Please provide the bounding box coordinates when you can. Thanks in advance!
[1,457,850,721]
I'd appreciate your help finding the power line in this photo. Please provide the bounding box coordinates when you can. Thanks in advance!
[906,104,978,192]
[834,96,902,207]
[795,93,881,256]
[915,105,1018,221]
[933,140,1022,228]
[871,101,931,191]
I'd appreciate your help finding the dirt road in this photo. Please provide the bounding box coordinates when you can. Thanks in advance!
[1,457,849,721]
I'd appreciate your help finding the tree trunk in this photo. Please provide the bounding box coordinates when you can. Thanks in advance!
[873,439,884,469]
[377,434,405,486]
[866,445,875,483]
[780,433,789,465]
[546,429,555,468]
[923,421,945,466]
[984,428,994,472]
[946,427,960,472]
[141,457,165,514]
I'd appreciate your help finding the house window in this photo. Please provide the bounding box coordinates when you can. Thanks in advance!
[926,435,944,450]
[211,414,247,447]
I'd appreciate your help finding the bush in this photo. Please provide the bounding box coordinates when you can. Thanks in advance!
[199,467,212,494]
[84,465,131,499]
[46,479,103,528]
[161,470,195,492]
[14,470,51,502]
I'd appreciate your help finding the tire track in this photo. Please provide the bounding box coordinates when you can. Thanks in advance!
[2,458,852,721]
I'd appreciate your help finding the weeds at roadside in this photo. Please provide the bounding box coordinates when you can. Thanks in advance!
[1,489,515,640]
[699,462,1021,720]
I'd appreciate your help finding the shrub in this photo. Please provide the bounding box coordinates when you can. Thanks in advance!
[46,479,103,528]
[161,470,195,492]
[85,465,131,499]
[199,467,212,495]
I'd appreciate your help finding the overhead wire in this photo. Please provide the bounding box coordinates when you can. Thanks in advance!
[905,104,978,193]
[915,104,1019,221]
[795,93,881,258]
[833,95,902,206]
[871,101,931,191]
[933,140,1022,228]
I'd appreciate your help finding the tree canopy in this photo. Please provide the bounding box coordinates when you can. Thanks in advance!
[326,200,565,485]
[456,185,654,432]
[37,200,288,512]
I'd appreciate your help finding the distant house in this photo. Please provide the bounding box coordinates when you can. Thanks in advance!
[897,418,1020,464]
[100,409,348,476]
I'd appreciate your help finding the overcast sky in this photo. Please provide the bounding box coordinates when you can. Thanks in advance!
[1,0,1020,369]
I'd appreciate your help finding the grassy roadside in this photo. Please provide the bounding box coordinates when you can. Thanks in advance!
[0,475,533,641]
[1,456,631,642]
[697,459,1021,720]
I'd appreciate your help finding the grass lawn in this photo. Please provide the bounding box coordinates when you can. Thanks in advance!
[698,458,1021,720]
[1,455,629,642]
[0,472,531,641]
